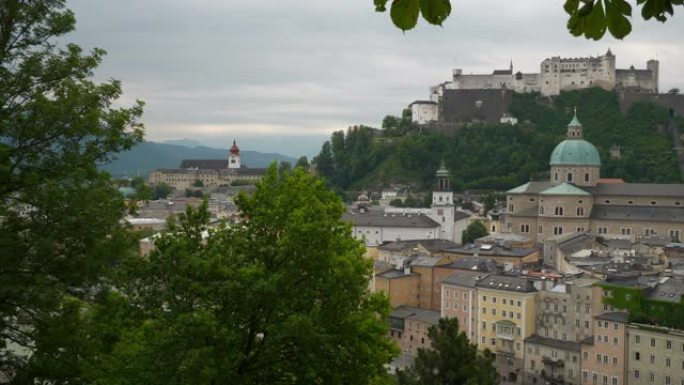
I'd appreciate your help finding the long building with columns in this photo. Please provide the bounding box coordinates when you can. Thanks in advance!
[148,140,266,189]
[504,112,684,243]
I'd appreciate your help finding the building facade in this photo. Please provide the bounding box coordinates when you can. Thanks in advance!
[504,113,684,243]
[148,140,266,189]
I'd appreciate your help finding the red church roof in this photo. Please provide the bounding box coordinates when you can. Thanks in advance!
[230,140,240,155]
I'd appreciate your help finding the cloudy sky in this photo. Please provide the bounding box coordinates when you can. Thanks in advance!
[67,0,684,157]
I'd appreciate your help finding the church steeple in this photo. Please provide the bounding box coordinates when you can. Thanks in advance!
[434,161,451,192]
[567,107,583,139]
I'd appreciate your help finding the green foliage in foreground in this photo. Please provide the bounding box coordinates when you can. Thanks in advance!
[373,0,681,41]
[25,166,398,384]
[397,317,498,385]
[0,0,144,379]
[314,88,680,193]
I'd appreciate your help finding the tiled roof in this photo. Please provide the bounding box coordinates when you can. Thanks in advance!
[595,312,629,323]
[540,183,591,196]
[588,182,684,197]
[180,159,229,171]
[525,335,581,352]
[390,306,441,325]
[590,205,684,224]
[342,211,440,228]
[507,181,554,194]
[442,271,490,288]
[476,274,537,293]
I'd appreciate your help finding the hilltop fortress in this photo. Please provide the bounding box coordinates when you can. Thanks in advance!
[410,50,659,125]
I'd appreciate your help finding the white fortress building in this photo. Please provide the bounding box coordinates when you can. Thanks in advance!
[411,50,659,125]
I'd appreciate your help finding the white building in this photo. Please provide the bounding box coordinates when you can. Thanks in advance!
[343,164,471,246]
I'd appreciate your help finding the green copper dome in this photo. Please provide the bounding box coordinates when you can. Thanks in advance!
[550,139,601,166]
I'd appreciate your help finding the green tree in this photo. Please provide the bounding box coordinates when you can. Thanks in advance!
[462,220,488,244]
[397,318,498,385]
[66,166,396,384]
[193,179,204,187]
[0,0,143,380]
[373,0,680,40]
[152,182,172,200]
[295,155,310,169]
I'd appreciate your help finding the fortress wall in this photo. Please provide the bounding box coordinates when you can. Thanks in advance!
[619,92,684,117]
[450,74,513,90]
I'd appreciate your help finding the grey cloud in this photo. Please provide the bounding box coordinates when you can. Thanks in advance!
[66,0,684,156]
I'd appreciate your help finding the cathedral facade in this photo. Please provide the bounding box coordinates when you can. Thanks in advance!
[504,113,684,243]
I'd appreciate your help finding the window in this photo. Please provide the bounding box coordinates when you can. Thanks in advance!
[509,204,514,212]
[635,352,640,361]
[651,338,656,347]
[585,172,590,182]
[539,206,545,215]
[650,354,655,364]
[555,206,564,216]
[613,337,618,344]
[482,295,487,302]
[492,297,497,303]
[667,358,671,367]
[651,201,657,205]
[612,377,617,385]
[634,370,640,379]
[554,173,559,181]
[583,352,588,360]
[554,226,563,235]
[492,309,497,315]
[604,200,611,204]
[482,322,486,330]
[482,307,486,314]
[520,224,530,233]
[612,357,618,366]
[635,335,640,343]
[598,227,608,234]
[567,172,573,182]
[649,372,655,382]
[577,207,584,216]
[621,227,632,235]
[667,340,672,349]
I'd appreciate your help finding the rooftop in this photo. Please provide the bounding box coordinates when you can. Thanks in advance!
[342,211,440,228]
[589,182,684,197]
[476,274,537,293]
[444,244,539,259]
[378,238,460,253]
[507,181,554,195]
[442,271,491,288]
[390,306,441,325]
[590,205,684,224]
[540,183,591,196]
[525,335,582,352]
[448,257,500,273]
[376,269,417,279]
[595,312,630,323]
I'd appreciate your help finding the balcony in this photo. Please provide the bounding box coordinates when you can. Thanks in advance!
[542,356,565,368]
[495,320,516,341]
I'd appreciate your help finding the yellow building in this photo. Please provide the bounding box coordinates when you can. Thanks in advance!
[476,275,538,385]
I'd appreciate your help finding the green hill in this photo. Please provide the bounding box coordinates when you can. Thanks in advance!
[101,141,297,177]
[314,88,681,193]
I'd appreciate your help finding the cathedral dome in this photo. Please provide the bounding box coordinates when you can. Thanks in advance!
[550,110,601,167]
[550,139,601,166]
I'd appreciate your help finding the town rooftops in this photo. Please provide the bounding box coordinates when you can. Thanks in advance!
[342,211,440,228]
[595,312,629,323]
[410,255,447,268]
[375,269,418,279]
[525,335,581,352]
[540,183,591,196]
[506,181,554,194]
[590,205,684,224]
[448,257,500,272]
[589,182,684,197]
[442,271,491,288]
[378,239,460,253]
[646,277,684,304]
[444,244,539,259]
[390,306,441,325]
[476,274,537,293]
[180,159,229,171]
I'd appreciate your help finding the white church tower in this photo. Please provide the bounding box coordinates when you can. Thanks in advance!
[429,161,455,241]
[229,140,240,169]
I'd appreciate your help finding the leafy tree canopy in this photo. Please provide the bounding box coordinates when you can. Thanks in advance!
[397,317,498,385]
[373,0,681,40]
[462,220,488,244]
[0,0,143,380]
[27,166,398,384]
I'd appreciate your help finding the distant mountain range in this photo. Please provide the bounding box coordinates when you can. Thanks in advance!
[101,141,297,177]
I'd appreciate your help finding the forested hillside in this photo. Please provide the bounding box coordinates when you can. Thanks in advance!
[314,89,681,193]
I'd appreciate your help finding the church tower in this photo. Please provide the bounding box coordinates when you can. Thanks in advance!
[429,161,455,241]
[229,140,240,169]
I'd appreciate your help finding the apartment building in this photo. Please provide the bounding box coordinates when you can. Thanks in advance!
[627,324,684,385]
[580,312,629,385]
[441,271,489,341]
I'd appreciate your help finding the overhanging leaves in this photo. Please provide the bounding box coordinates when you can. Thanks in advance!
[420,0,451,26]
[391,0,420,31]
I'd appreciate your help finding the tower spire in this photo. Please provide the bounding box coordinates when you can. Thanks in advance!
[567,107,583,139]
